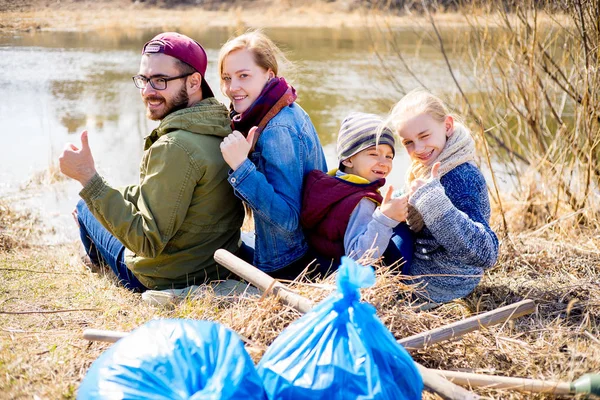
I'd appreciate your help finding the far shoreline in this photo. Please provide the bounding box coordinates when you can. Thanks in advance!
[0,3,540,34]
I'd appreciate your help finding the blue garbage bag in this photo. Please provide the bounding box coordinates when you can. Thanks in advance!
[78,319,267,400]
[257,257,423,399]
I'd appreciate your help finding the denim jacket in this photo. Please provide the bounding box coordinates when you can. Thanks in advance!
[228,103,327,272]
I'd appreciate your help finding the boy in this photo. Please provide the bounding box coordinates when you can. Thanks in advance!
[301,112,413,268]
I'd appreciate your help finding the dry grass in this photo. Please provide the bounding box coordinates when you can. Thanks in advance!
[1,195,599,399]
[0,244,174,398]
[0,201,38,252]
[23,162,67,188]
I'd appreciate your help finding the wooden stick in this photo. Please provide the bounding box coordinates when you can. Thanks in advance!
[214,249,314,314]
[417,365,480,400]
[1,308,101,315]
[398,299,536,350]
[0,267,84,275]
[433,370,572,394]
[83,329,126,343]
[214,249,480,400]
[82,328,267,354]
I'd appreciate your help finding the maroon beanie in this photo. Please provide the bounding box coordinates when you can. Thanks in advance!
[142,32,214,98]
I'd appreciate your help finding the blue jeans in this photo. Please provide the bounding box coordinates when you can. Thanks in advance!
[383,222,414,274]
[76,200,147,292]
[238,231,332,280]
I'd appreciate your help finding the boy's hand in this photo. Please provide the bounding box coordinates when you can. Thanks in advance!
[220,127,257,171]
[409,162,440,195]
[380,185,408,222]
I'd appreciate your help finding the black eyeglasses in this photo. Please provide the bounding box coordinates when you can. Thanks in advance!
[132,73,193,90]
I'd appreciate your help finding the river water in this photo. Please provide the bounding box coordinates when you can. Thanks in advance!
[0,26,469,243]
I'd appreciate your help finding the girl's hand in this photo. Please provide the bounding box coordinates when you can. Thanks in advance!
[220,127,257,171]
[409,162,441,195]
[380,185,408,222]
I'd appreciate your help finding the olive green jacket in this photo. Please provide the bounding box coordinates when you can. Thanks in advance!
[80,98,244,289]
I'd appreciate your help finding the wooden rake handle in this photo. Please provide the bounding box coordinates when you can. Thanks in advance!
[398,299,536,350]
[434,370,572,395]
[214,249,314,314]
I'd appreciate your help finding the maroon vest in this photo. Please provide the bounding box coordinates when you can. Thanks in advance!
[301,170,384,259]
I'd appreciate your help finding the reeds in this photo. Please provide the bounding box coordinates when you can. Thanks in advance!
[372,0,600,234]
[0,201,36,251]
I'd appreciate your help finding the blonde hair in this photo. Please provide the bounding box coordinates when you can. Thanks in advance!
[217,30,292,93]
[383,90,459,135]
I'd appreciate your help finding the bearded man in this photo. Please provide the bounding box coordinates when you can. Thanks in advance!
[59,32,244,291]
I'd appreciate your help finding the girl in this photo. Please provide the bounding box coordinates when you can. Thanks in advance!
[218,31,327,279]
[385,90,499,303]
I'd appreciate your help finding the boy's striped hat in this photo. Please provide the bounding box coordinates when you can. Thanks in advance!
[336,112,396,163]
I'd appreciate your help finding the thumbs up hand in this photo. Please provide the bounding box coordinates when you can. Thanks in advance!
[380,185,409,223]
[58,130,97,186]
[220,127,256,171]
[409,162,440,196]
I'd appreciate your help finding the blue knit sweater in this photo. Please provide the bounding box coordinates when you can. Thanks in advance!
[405,162,499,303]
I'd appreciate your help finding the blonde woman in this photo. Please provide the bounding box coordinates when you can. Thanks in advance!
[218,31,327,279]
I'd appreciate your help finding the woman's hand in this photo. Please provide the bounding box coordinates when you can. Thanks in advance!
[409,162,440,195]
[380,185,409,222]
[220,127,257,171]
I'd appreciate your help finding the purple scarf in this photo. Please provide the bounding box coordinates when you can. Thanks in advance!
[230,77,297,150]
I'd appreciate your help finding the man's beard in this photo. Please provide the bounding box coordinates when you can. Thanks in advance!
[144,85,190,121]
